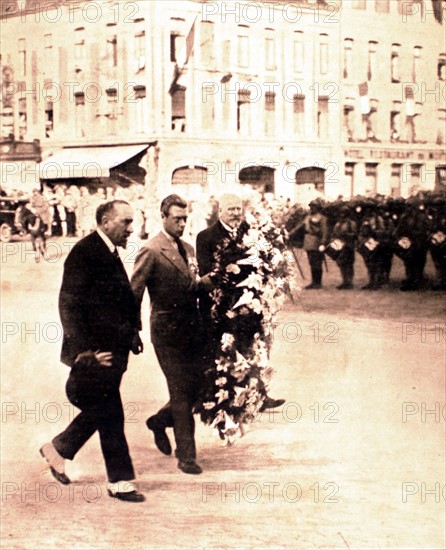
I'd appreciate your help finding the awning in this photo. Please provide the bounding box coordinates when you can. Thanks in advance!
[1,160,40,194]
[39,144,149,179]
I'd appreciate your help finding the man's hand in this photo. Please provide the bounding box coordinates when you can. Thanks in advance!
[199,273,215,292]
[131,333,144,355]
[74,350,113,368]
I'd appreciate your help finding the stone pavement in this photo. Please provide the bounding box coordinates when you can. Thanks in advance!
[1,240,445,549]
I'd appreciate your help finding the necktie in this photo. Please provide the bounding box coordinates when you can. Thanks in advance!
[112,247,120,259]
[174,237,188,265]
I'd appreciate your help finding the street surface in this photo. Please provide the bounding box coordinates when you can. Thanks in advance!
[1,237,445,549]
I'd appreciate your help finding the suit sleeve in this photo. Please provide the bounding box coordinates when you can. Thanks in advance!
[196,230,214,276]
[130,246,154,330]
[58,245,94,356]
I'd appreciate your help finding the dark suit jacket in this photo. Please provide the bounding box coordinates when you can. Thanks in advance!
[196,221,232,276]
[130,231,201,347]
[59,231,138,367]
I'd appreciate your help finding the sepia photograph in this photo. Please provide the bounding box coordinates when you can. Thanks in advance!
[1,0,445,548]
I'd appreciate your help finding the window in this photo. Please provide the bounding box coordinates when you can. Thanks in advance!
[264,91,275,136]
[134,19,145,72]
[265,29,276,71]
[391,164,402,196]
[391,44,400,83]
[107,24,118,68]
[345,163,355,196]
[74,92,85,138]
[106,88,118,135]
[45,101,53,138]
[200,21,214,68]
[170,18,185,63]
[390,101,402,142]
[344,39,353,79]
[398,0,423,16]
[368,41,378,81]
[343,104,355,142]
[222,40,231,67]
[437,109,446,145]
[171,86,186,132]
[18,38,26,76]
[293,32,304,73]
[375,0,389,12]
[171,32,183,63]
[365,163,378,195]
[18,98,27,138]
[438,54,446,81]
[293,94,305,137]
[317,96,329,139]
[44,34,53,67]
[366,99,379,141]
[237,89,250,135]
[237,27,249,68]
[202,84,214,130]
[74,28,85,62]
[134,85,146,134]
[413,46,422,81]
[319,34,328,75]
[410,164,422,193]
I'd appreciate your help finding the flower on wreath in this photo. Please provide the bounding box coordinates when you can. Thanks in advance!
[226,263,241,274]
[236,272,263,290]
[215,377,228,387]
[215,388,229,404]
[221,333,235,351]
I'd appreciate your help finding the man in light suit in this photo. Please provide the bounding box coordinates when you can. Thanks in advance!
[131,194,211,475]
[39,200,145,502]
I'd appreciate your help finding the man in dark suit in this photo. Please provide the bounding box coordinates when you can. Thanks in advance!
[131,194,211,475]
[196,193,285,412]
[39,200,145,503]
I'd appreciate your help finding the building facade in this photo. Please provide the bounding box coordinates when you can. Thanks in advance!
[1,0,445,202]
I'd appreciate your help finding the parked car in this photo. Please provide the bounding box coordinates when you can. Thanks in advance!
[0,197,28,242]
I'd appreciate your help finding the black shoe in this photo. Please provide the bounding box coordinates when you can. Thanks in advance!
[146,416,172,456]
[39,444,71,485]
[304,283,321,290]
[337,283,353,290]
[107,489,145,502]
[260,397,286,412]
[178,460,203,475]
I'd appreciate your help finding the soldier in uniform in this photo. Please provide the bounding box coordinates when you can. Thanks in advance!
[300,200,329,289]
[395,197,432,291]
[357,202,386,290]
[428,197,446,290]
[330,204,357,289]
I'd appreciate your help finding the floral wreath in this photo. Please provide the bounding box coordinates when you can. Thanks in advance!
[198,200,295,444]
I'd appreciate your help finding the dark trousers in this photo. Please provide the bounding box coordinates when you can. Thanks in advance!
[306,250,324,285]
[402,248,427,289]
[52,358,134,483]
[151,312,205,461]
[336,247,355,285]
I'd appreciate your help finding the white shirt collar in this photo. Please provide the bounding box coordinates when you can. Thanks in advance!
[161,228,176,243]
[220,220,237,234]
[97,228,116,254]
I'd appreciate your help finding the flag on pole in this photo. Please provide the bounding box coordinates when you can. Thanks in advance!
[358,82,370,115]
[405,86,415,116]
[169,15,197,94]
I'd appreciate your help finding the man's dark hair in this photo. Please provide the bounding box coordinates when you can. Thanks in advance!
[96,200,130,225]
[160,194,187,216]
